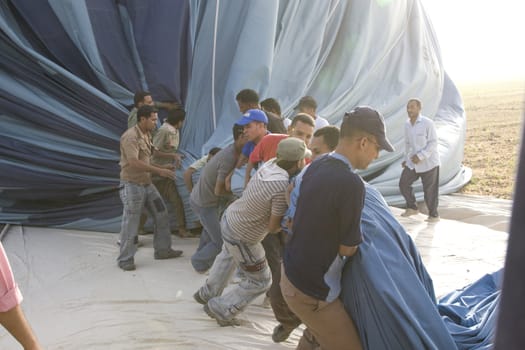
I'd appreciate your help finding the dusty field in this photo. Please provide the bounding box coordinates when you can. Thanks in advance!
[458,80,525,199]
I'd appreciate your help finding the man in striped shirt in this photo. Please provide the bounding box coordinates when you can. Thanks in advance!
[194,138,310,326]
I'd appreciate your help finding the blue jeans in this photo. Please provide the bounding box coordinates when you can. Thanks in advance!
[117,181,172,264]
[190,198,223,272]
[198,218,271,320]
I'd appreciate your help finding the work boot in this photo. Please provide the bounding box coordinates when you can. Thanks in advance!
[193,290,208,305]
[118,259,136,271]
[401,208,419,217]
[425,215,440,222]
[272,324,294,343]
[154,249,183,260]
[203,303,241,327]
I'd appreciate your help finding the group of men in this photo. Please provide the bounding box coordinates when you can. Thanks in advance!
[117,89,441,349]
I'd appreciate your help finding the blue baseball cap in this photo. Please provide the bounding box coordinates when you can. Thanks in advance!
[236,109,268,126]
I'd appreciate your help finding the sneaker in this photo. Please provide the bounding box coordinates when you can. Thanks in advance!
[154,249,183,260]
[193,290,208,305]
[117,237,143,247]
[118,260,136,271]
[272,324,294,343]
[203,303,241,327]
[401,208,419,217]
[425,216,440,222]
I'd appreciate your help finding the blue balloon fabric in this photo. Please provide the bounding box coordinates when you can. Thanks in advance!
[0,1,470,230]
[341,184,500,350]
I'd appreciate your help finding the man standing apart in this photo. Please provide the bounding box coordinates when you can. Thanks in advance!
[118,105,183,271]
[399,98,441,222]
[282,107,394,349]
[151,108,191,238]
[194,138,309,327]
[190,125,247,273]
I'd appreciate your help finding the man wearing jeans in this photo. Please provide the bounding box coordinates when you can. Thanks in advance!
[117,105,183,271]
[399,98,441,222]
[190,124,247,273]
[194,138,309,327]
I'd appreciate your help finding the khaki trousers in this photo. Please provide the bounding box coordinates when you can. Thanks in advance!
[281,267,362,350]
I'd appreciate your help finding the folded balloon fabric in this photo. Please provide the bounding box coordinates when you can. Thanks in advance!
[341,184,501,350]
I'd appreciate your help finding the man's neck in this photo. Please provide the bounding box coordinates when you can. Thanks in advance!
[137,123,149,135]
[234,141,244,154]
[334,143,356,169]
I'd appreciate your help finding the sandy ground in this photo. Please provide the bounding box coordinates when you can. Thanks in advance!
[0,194,509,350]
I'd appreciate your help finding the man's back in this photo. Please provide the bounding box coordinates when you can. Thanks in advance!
[225,160,288,243]
[191,144,236,207]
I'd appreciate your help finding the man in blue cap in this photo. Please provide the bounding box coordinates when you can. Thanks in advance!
[234,108,269,169]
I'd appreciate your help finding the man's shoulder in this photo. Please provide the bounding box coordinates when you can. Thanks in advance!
[307,156,357,182]
[121,127,137,141]
[419,115,435,123]
[261,133,288,144]
[214,144,235,161]
[315,115,330,125]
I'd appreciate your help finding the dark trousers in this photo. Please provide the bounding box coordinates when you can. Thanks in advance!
[261,232,302,331]
[399,166,440,217]
[153,177,187,229]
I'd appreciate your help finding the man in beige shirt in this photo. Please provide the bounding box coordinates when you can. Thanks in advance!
[151,108,190,237]
[118,105,183,271]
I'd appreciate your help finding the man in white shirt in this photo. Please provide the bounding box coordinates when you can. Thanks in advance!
[399,98,441,222]
[283,96,330,131]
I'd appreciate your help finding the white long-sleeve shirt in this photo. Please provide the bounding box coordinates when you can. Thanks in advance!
[404,115,440,173]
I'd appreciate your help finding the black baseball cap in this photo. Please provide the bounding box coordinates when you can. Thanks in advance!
[342,106,394,152]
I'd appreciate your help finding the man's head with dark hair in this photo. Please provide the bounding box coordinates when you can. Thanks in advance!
[137,105,157,121]
[236,89,259,113]
[136,105,158,132]
[206,147,222,162]
[314,126,339,150]
[296,96,318,118]
[340,107,393,152]
[134,91,153,108]
[407,98,422,121]
[310,125,340,160]
[232,123,248,151]
[208,147,222,156]
[337,106,394,170]
[407,98,422,109]
[287,113,315,145]
[260,98,281,116]
[232,123,245,141]
[166,108,186,128]
[291,113,315,129]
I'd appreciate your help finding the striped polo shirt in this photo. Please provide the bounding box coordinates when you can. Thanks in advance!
[224,159,289,244]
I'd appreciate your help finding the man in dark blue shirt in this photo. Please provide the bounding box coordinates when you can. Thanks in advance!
[282,106,394,350]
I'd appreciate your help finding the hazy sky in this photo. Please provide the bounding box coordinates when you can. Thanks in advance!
[421,0,525,83]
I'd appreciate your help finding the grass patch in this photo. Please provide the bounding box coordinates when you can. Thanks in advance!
[458,80,524,199]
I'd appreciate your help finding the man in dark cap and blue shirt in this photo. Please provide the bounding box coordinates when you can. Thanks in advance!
[281,106,394,350]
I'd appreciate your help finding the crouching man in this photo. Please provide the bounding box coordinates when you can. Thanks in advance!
[194,138,309,326]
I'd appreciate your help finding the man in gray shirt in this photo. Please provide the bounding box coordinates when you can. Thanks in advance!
[190,124,247,273]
